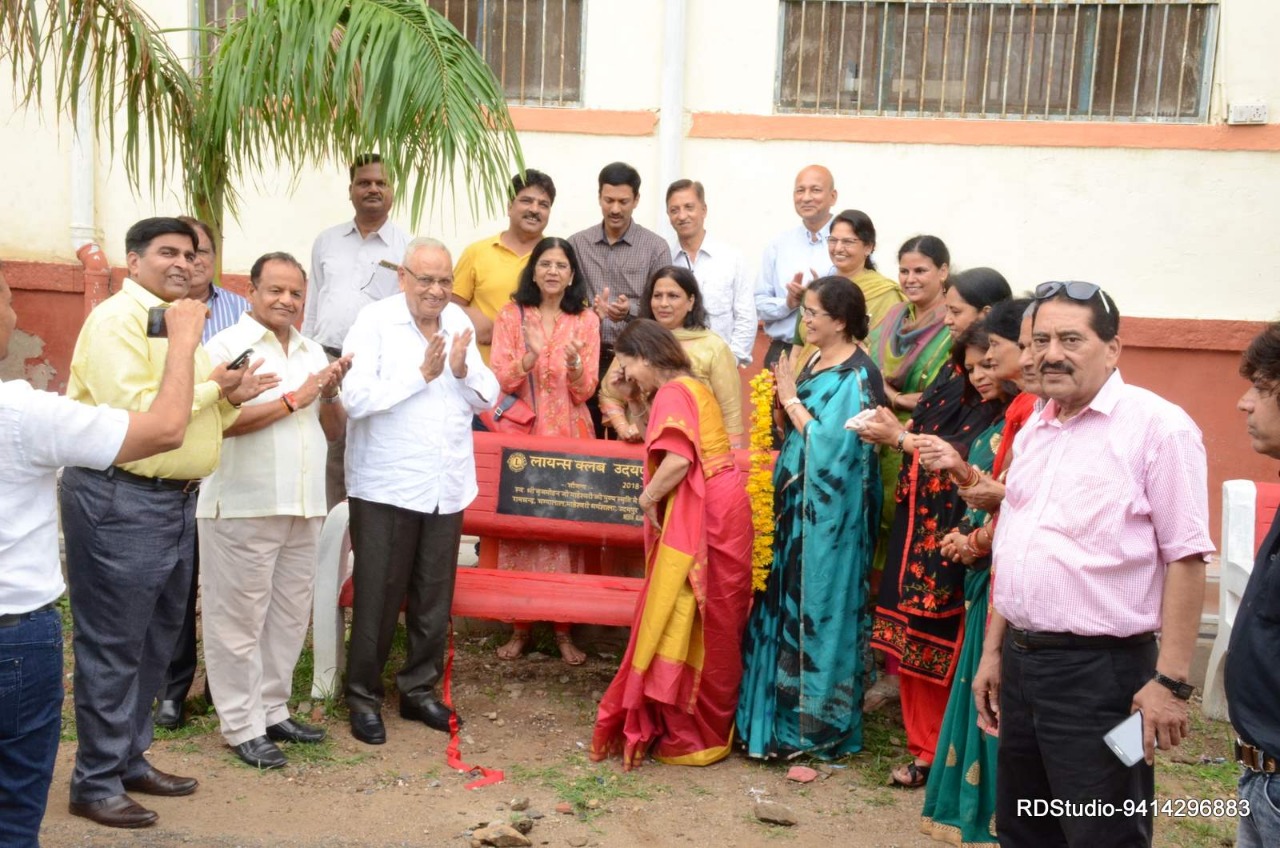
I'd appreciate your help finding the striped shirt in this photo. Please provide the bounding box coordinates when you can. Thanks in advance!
[203,285,250,343]
[568,220,670,346]
[992,370,1214,636]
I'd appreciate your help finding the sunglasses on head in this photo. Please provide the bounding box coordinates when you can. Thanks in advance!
[1034,280,1111,315]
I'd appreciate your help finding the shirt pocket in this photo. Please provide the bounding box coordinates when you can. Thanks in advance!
[701,283,732,319]
[1048,472,1128,544]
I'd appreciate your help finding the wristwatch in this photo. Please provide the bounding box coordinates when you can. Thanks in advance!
[281,391,298,413]
[1153,672,1194,701]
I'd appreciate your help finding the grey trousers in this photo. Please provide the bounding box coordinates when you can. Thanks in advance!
[60,466,196,803]
[344,497,462,714]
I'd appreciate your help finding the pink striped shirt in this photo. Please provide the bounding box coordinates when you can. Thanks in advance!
[992,370,1213,636]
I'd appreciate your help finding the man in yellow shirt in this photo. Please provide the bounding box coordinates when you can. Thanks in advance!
[60,217,275,830]
[451,169,556,363]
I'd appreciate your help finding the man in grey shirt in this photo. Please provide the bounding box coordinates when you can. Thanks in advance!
[568,161,669,435]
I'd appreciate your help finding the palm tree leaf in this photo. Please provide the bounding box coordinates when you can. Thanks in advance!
[204,0,524,226]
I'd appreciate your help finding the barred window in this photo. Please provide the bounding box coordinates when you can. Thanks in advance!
[777,1,1220,122]
[201,0,583,107]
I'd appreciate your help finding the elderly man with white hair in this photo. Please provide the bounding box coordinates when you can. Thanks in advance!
[340,237,498,746]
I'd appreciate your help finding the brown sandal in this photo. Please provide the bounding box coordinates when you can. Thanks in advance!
[555,633,587,666]
[496,630,530,660]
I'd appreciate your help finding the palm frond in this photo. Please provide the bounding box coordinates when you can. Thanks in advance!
[204,0,524,226]
[3,1,196,200]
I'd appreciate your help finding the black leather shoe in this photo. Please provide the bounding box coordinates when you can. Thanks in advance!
[232,736,287,769]
[153,700,183,730]
[399,698,458,733]
[69,794,158,829]
[349,712,386,745]
[267,717,327,744]
[122,766,198,796]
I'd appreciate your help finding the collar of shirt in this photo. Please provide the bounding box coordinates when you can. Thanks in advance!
[121,277,165,309]
[220,311,318,358]
[1038,368,1124,425]
[800,219,832,245]
[341,217,401,245]
[591,219,639,246]
[672,232,722,265]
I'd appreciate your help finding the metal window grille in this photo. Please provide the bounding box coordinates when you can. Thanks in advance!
[428,0,584,107]
[777,1,1219,122]
[200,0,583,107]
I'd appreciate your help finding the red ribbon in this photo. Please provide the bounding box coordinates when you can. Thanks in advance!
[442,621,505,789]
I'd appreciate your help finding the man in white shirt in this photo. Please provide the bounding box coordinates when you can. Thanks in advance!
[0,265,206,838]
[304,154,411,507]
[198,253,351,770]
[340,238,498,745]
[754,164,838,369]
[667,179,756,367]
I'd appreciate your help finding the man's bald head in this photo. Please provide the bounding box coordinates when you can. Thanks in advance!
[793,165,837,231]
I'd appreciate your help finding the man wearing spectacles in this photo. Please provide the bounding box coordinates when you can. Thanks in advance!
[339,237,498,746]
[973,282,1212,846]
[304,154,411,508]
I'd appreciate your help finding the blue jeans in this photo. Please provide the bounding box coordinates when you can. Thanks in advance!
[1237,769,1280,848]
[0,607,63,848]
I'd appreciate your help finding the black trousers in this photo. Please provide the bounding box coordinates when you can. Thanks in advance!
[995,630,1157,847]
[344,497,463,714]
[586,344,615,439]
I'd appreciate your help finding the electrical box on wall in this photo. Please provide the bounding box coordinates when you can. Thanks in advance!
[1227,101,1269,125]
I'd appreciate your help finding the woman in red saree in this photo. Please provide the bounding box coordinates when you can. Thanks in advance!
[590,319,753,770]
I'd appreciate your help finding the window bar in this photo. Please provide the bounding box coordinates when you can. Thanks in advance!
[897,2,910,114]
[1131,3,1147,119]
[939,3,952,114]
[877,0,890,114]
[980,2,995,116]
[919,1,931,113]
[1065,5,1080,119]
[1154,3,1170,119]
[536,0,546,105]
[1107,4,1124,119]
[835,1,847,112]
[1000,3,1015,118]
[959,2,973,114]
[499,0,510,93]
[1044,4,1059,118]
[1175,3,1193,119]
[856,0,869,113]
[795,0,809,109]
[816,0,829,110]
[519,0,528,103]
[1023,4,1038,117]
[1086,4,1102,119]
[559,0,568,104]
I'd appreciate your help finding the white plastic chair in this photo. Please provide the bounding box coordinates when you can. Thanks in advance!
[1202,480,1259,720]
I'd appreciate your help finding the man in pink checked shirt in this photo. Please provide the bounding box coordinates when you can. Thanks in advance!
[973,281,1213,848]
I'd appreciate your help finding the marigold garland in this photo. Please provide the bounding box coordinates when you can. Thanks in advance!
[747,370,777,592]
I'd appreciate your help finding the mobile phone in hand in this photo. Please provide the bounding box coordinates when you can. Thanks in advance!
[227,348,254,370]
[145,306,168,338]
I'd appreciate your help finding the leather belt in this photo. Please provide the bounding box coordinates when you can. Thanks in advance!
[92,465,200,494]
[1008,627,1156,651]
[1236,740,1279,774]
[0,601,58,628]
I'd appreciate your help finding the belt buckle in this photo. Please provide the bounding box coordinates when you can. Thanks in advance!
[182,479,200,495]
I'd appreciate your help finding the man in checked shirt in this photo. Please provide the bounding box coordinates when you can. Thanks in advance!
[973,281,1212,847]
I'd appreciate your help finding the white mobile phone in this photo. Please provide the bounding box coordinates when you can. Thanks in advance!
[1104,711,1145,767]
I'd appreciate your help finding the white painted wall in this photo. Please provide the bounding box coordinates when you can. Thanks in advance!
[1,0,1277,323]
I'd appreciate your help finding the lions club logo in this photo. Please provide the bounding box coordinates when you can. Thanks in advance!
[506,452,528,473]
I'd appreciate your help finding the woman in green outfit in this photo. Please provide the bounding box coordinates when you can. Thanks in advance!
[915,299,1033,845]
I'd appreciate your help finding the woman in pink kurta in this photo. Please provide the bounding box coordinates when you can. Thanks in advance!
[489,237,601,664]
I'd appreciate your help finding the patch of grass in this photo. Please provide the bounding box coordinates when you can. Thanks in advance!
[279,739,369,768]
[509,753,654,819]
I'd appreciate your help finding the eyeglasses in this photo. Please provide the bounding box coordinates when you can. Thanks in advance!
[828,237,863,249]
[402,271,453,290]
[535,260,571,272]
[801,306,831,319]
[1034,280,1111,314]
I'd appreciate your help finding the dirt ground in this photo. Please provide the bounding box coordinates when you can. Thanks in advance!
[40,630,943,848]
[39,628,1241,848]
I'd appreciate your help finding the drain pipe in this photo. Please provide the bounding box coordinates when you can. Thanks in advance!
[72,86,109,314]
[656,0,688,239]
